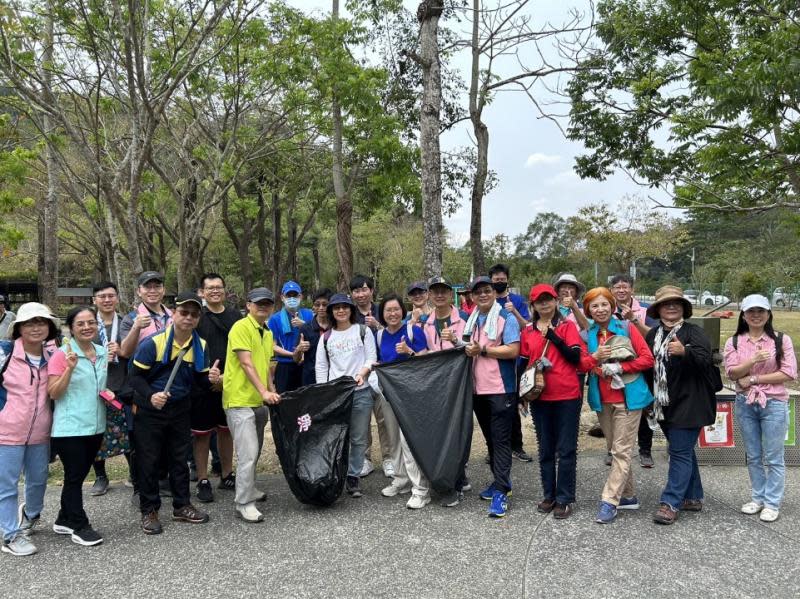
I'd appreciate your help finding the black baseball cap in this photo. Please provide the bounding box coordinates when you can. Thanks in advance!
[407,281,428,294]
[174,291,203,309]
[247,287,275,303]
[471,276,492,290]
[137,271,164,286]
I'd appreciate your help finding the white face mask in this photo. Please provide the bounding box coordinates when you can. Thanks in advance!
[284,297,301,310]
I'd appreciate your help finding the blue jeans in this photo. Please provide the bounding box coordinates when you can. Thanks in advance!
[348,388,375,477]
[735,396,789,510]
[531,398,582,504]
[660,426,703,510]
[0,443,49,542]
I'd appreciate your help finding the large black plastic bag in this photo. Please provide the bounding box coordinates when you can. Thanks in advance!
[269,376,356,506]
[375,348,473,494]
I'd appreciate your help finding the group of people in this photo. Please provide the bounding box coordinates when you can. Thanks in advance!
[0,266,795,558]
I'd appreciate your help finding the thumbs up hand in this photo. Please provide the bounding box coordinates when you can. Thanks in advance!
[295,333,310,353]
[396,335,412,356]
[65,349,79,371]
[208,359,222,384]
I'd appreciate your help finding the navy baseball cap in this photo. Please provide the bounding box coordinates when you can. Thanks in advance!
[328,293,354,307]
[407,281,428,294]
[471,276,492,289]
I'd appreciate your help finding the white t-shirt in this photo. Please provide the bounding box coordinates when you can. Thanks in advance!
[315,324,377,390]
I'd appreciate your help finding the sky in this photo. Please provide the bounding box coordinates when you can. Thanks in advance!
[288,1,668,246]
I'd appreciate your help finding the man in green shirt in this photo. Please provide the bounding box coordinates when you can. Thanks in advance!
[222,288,280,523]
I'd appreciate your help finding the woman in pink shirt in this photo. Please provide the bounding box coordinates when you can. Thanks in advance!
[723,294,797,523]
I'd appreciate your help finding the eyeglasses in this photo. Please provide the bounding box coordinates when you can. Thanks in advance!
[176,310,201,319]
[473,288,494,296]
[22,318,49,327]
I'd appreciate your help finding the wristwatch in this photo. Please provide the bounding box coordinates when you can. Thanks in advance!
[631,317,640,324]
[480,347,488,357]
[749,375,756,386]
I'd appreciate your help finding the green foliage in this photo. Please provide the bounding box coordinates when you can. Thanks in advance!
[568,1,800,212]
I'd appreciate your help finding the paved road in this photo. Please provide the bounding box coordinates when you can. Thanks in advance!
[6,451,799,598]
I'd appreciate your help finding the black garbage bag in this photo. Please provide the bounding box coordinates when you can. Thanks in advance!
[374,348,473,495]
[269,376,356,506]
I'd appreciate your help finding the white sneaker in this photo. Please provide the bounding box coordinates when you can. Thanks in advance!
[1,535,37,556]
[741,501,763,515]
[759,507,779,522]
[382,459,395,478]
[381,483,411,497]
[360,459,375,477]
[406,494,431,510]
[236,503,264,523]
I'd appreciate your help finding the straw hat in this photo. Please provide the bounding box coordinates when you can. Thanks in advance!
[646,285,693,320]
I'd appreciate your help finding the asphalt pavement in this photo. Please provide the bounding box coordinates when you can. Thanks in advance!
[5,450,799,599]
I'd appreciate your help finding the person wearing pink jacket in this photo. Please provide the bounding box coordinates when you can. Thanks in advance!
[0,303,60,557]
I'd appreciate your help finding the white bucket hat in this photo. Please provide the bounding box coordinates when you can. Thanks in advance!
[553,272,586,297]
[14,302,60,327]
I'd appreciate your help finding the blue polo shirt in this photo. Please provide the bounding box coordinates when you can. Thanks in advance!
[376,324,427,364]
[268,307,315,363]
[496,293,530,320]
[132,328,209,402]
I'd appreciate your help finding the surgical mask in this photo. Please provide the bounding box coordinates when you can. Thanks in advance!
[492,282,508,294]
[284,297,301,310]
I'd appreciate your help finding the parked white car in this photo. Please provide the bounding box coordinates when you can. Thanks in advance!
[699,291,730,306]
[773,287,800,308]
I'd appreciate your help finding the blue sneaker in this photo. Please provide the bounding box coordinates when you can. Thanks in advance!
[479,483,496,500]
[488,491,508,518]
[618,496,640,510]
[479,483,512,500]
[596,501,617,524]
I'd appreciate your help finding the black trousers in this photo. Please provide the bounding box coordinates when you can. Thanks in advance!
[473,393,515,494]
[134,401,192,514]
[638,410,653,453]
[274,361,304,394]
[52,434,103,531]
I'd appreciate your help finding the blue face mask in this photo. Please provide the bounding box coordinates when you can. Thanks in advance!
[284,297,301,310]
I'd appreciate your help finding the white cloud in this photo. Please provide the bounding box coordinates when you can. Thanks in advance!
[525,153,561,168]
[529,197,549,211]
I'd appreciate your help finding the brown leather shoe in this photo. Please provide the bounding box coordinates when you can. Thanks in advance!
[681,499,703,512]
[653,503,678,525]
[141,510,162,535]
[553,503,573,519]
[537,498,556,514]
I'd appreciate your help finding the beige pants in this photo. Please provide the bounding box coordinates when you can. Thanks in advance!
[366,391,401,469]
[597,403,641,505]
[392,431,429,497]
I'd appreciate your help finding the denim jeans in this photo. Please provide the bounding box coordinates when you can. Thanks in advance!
[0,443,49,542]
[735,395,789,510]
[531,398,582,505]
[348,388,375,477]
[660,426,703,510]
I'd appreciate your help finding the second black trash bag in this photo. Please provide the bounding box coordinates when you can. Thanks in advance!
[375,348,474,495]
[269,376,356,506]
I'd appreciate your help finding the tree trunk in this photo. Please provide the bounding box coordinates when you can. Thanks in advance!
[272,190,282,291]
[418,3,444,279]
[311,240,321,291]
[39,10,59,307]
[332,0,353,290]
[468,0,487,276]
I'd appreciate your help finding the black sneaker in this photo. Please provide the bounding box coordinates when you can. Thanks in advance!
[173,504,209,524]
[71,526,103,547]
[218,473,236,491]
[141,511,163,535]
[90,476,109,496]
[196,479,214,503]
[346,476,362,498]
[440,491,464,507]
[512,449,534,462]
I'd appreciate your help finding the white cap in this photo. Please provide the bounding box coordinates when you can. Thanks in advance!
[741,294,771,312]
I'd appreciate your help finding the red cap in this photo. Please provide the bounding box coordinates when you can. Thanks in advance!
[529,284,558,303]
